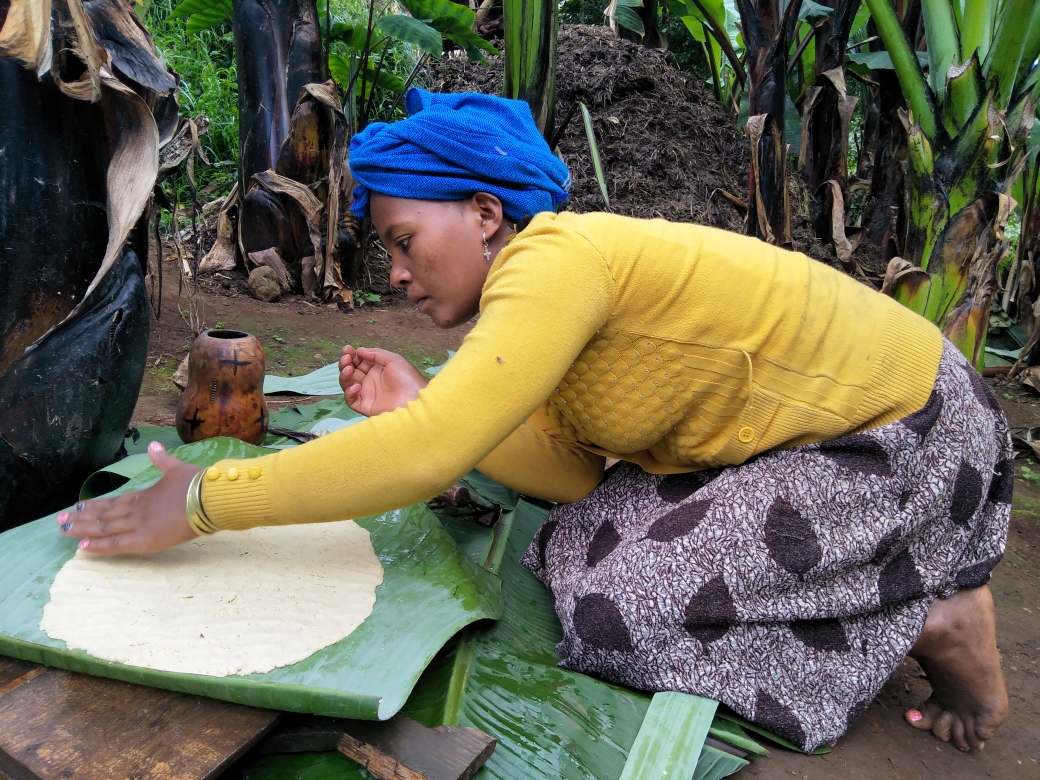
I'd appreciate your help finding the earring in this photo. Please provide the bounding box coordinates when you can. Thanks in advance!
[482,231,491,262]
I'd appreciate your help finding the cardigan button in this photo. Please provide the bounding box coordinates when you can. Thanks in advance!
[226,467,239,481]
[738,426,755,443]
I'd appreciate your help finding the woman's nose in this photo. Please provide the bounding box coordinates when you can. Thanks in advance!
[389,263,411,289]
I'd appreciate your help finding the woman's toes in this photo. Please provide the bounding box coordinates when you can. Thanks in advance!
[976,718,998,743]
[905,708,929,730]
[931,710,955,743]
[950,717,969,752]
[963,720,987,751]
[906,699,941,731]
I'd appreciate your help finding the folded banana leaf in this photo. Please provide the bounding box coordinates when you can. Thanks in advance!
[0,437,504,720]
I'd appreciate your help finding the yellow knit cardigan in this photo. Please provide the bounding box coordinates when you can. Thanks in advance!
[198,212,942,531]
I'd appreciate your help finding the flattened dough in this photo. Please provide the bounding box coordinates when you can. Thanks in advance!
[40,521,383,677]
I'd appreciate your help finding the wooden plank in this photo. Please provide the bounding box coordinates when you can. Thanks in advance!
[0,661,279,780]
[256,715,496,780]
[618,692,719,780]
[0,659,44,698]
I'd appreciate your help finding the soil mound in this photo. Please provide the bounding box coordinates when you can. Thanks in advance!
[425,26,867,272]
[424,25,749,232]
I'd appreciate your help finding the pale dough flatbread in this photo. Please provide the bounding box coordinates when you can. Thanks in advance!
[39,521,384,677]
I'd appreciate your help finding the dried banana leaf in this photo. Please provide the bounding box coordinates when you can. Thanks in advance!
[1,0,171,527]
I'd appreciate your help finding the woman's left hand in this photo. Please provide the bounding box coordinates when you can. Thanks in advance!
[58,442,202,555]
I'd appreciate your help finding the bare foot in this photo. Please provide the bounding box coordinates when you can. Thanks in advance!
[905,585,1008,751]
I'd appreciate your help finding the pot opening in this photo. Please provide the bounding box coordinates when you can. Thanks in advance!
[206,329,249,340]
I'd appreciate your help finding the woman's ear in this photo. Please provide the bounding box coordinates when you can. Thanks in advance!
[471,192,505,239]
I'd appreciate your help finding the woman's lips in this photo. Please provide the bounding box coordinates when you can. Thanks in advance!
[416,297,430,312]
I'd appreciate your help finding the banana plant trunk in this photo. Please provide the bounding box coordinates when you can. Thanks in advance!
[503,0,557,138]
[857,67,909,261]
[234,0,324,277]
[0,0,175,529]
[222,0,359,299]
[797,0,862,264]
[234,0,325,191]
[867,0,1040,367]
[738,0,803,246]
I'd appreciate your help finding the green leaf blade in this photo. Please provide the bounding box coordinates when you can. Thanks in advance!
[579,102,610,209]
[618,692,718,780]
[377,14,444,57]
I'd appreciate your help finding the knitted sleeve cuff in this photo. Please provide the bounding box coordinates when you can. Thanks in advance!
[198,457,279,531]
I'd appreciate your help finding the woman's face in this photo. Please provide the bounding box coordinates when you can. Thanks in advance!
[370,192,505,328]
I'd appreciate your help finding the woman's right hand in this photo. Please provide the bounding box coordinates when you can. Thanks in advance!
[339,346,429,417]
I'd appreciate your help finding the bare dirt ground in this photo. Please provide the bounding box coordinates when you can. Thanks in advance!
[136,258,1040,779]
[133,260,473,426]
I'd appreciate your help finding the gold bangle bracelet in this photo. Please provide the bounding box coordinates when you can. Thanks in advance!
[185,469,218,535]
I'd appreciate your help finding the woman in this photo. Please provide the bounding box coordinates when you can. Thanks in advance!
[61,89,1010,753]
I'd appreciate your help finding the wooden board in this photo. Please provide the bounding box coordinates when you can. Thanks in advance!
[254,714,495,780]
[337,718,495,780]
[0,656,279,780]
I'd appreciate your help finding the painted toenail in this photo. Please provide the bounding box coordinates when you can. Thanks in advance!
[907,709,923,722]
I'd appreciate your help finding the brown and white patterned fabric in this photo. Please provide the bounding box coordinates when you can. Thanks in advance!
[521,340,1012,751]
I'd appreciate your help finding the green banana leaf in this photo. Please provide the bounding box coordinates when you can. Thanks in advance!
[0,437,503,721]
[264,363,343,396]
[79,452,156,500]
[124,425,186,456]
[84,402,359,497]
[618,692,721,780]
[244,496,759,780]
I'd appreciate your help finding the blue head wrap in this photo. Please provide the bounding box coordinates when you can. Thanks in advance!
[348,88,571,222]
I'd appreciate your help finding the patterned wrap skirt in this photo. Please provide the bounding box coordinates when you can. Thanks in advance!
[521,340,1012,751]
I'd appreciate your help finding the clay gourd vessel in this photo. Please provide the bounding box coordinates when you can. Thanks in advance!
[176,329,268,445]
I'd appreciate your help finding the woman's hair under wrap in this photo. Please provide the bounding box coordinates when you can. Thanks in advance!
[348,88,571,223]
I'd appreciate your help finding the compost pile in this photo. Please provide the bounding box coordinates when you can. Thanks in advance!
[427,26,748,230]
[426,25,846,267]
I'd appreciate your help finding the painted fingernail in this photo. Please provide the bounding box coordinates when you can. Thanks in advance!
[79,540,89,550]
[57,512,69,523]
[60,522,72,532]
[75,502,85,512]
[149,441,163,453]
[906,709,923,723]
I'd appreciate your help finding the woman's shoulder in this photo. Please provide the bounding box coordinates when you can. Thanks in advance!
[523,211,745,250]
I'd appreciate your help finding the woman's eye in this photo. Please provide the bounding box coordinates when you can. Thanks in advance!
[397,238,410,252]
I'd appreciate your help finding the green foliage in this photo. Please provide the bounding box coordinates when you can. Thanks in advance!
[608,0,645,36]
[398,0,499,62]
[323,0,496,132]
[559,0,604,25]
[147,0,238,197]
[168,0,231,33]
[353,290,382,306]
[378,13,445,56]
[579,102,611,209]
